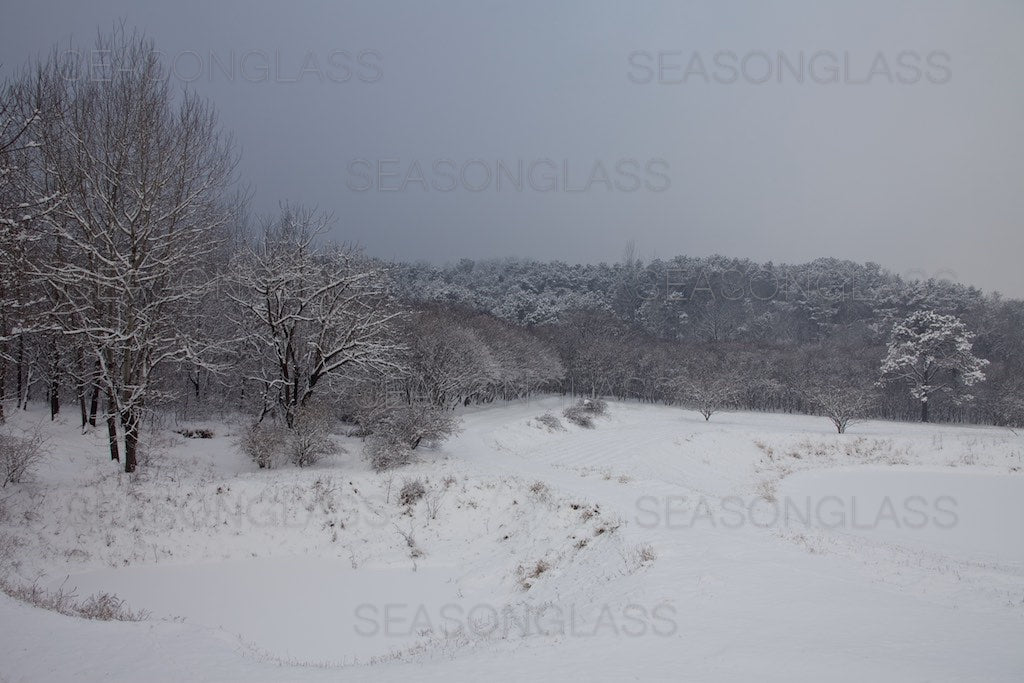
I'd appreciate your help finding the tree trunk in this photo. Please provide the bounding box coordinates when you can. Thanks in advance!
[16,334,24,410]
[106,390,120,462]
[49,349,60,420]
[76,349,88,428]
[77,372,87,428]
[122,408,140,473]
[921,399,929,423]
[0,357,5,424]
[88,383,99,427]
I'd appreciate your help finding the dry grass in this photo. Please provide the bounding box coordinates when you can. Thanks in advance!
[0,576,150,621]
[621,542,658,572]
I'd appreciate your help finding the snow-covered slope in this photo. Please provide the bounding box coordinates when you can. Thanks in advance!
[1,398,1022,681]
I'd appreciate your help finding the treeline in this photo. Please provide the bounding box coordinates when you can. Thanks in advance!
[394,254,1024,426]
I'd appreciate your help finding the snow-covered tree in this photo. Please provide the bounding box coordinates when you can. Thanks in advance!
[880,310,988,422]
[228,204,404,428]
[466,314,563,400]
[402,311,498,407]
[678,354,741,421]
[19,30,238,470]
[803,384,874,434]
[0,72,64,423]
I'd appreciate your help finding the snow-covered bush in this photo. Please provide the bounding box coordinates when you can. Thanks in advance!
[176,428,214,439]
[563,404,594,428]
[563,398,606,428]
[239,406,339,469]
[367,403,461,450]
[287,406,340,467]
[362,402,461,471]
[535,413,564,431]
[238,423,287,469]
[365,435,414,472]
[0,426,45,486]
[399,478,426,506]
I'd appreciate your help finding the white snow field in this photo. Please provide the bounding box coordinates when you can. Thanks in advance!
[1,398,1022,681]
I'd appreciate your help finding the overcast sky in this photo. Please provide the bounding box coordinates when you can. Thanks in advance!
[2,0,1022,296]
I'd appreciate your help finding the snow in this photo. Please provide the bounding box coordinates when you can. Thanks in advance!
[1,399,1022,681]
[779,468,1024,563]
[56,559,466,664]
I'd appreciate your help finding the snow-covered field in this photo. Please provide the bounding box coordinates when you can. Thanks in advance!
[1,398,1022,681]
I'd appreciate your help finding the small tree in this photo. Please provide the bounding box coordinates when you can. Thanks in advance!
[679,357,739,421]
[359,398,461,471]
[363,402,461,451]
[803,384,874,434]
[0,425,45,486]
[880,310,988,422]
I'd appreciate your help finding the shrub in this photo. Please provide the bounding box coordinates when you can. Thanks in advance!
[563,398,608,428]
[375,403,461,450]
[528,480,551,500]
[176,428,214,439]
[239,406,339,469]
[288,407,340,467]
[394,523,424,558]
[621,543,657,573]
[563,404,594,428]
[0,426,45,486]
[516,558,551,590]
[535,413,564,431]
[366,435,414,472]
[238,423,286,469]
[399,478,426,506]
[362,403,461,471]
[580,398,608,415]
[424,489,445,519]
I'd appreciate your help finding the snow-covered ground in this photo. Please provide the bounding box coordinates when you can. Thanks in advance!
[1,398,1022,681]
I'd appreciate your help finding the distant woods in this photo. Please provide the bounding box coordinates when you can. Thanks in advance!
[393,256,1018,428]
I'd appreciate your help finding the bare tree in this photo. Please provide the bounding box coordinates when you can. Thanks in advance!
[683,373,738,421]
[678,353,741,421]
[0,69,63,423]
[464,314,562,401]
[803,384,874,434]
[402,310,498,407]
[228,204,404,428]
[22,29,239,471]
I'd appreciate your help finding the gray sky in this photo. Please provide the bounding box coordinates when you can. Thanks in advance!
[2,0,1022,296]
